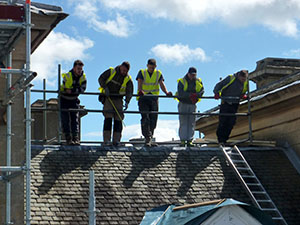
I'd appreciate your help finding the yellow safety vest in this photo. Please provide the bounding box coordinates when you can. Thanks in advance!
[219,75,248,96]
[60,71,86,91]
[136,69,162,100]
[99,67,132,95]
[175,77,203,102]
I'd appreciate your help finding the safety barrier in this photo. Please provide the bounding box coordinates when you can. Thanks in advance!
[31,64,253,145]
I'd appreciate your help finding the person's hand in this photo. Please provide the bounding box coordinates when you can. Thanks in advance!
[190,93,198,104]
[241,94,248,100]
[138,90,144,96]
[104,87,110,96]
[214,93,220,100]
[66,89,72,94]
[124,101,129,110]
[166,91,173,96]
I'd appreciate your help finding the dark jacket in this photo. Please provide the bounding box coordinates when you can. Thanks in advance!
[177,74,204,104]
[98,66,133,103]
[60,69,86,100]
[213,74,244,104]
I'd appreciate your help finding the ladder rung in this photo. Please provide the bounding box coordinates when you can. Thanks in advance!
[272,217,284,220]
[241,175,255,178]
[232,160,245,163]
[236,167,250,171]
[257,200,272,203]
[261,208,277,211]
[227,152,240,156]
[252,191,266,194]
[246,183,260,186]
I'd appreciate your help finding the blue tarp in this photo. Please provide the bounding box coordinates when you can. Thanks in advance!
[140,199,274,225]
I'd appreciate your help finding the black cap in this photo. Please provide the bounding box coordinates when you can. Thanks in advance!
[147,58,156,66]
[188,67,197,74]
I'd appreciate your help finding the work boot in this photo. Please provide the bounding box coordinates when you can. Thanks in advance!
[187,140,195,147]
[103,130,112,146]
[112,132,122,146]
[180,141,186,147]
[65,133,73,145]
[72,135,80,145]
[145,136,151,147]
[150,136,158,147]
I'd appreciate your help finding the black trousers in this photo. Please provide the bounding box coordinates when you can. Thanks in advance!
[60,97,79,135]
[216,102,239,143]
[138,97,158,138]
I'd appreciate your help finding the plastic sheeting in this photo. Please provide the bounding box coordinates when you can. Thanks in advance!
[139,199,274,225]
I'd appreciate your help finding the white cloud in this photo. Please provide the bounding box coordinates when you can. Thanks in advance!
[71,0,132,37]
[31,32,94,86]
[150,44,208,65]
[123,120,179,142]
[83,120,179,142]
[283,49,300,57]
[98,0,300,37]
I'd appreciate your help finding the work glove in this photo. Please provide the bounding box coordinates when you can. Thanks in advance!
[124,101,129,111]
[138,90,144,96]
[190,93,198,104]
[214,93,220,100]
[104,87,110,96]
[241,94,248,100]
[166,91,173,97]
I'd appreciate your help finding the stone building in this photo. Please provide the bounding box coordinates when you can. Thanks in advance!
[0,1,67,224]
[196,57,300,158]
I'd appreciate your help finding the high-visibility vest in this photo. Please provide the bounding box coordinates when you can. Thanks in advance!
[99,67,132,95]
[219,75,248,96]
[136,69,162,100]
[175,77,203,102]
[60,71,86,91]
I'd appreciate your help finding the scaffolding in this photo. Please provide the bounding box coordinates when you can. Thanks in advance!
[31,69,253,146]
[0,0,33,224]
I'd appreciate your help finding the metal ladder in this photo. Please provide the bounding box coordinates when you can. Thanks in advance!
[220,145,288,225]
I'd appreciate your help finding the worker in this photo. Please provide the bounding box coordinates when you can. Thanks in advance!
[98,61,133,146]
[136,58,172,147]
[60,59,87,145]
[213,70,248,146]
[176,67,204,147]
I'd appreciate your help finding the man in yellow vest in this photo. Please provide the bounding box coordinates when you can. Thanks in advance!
[98,61,133,146]
[60,60,87,145]
[213,70,248,146]
[176,67,204,147]
[136,58,172,147]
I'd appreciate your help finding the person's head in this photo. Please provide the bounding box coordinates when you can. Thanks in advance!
[237,70,248,83]
[147,58,157,73]
[119,61,130,76]
[73,60,84,76]
[187,67,197,80]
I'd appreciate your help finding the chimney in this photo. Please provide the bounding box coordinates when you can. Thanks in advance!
[249,57,300,89]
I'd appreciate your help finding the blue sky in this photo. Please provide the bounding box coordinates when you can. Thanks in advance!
[31,0,300,142]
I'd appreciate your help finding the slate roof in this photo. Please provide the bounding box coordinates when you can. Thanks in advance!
[30,146,300,225]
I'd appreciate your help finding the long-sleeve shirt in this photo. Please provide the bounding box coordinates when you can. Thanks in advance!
[213,74,244,104]
[177,74,204,104]
[98,66,134,103]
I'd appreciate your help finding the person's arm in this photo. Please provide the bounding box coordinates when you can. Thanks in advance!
[213,76,231,94]
[197,86,204,98]
[98,69,111,88]
[76,78,87,94]
[159,80,169,94]
[125,79,133,103]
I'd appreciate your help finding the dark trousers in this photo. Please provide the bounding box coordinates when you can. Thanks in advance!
[216,102,239,143]
[60,97,79,135]
[138,97,158,138]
